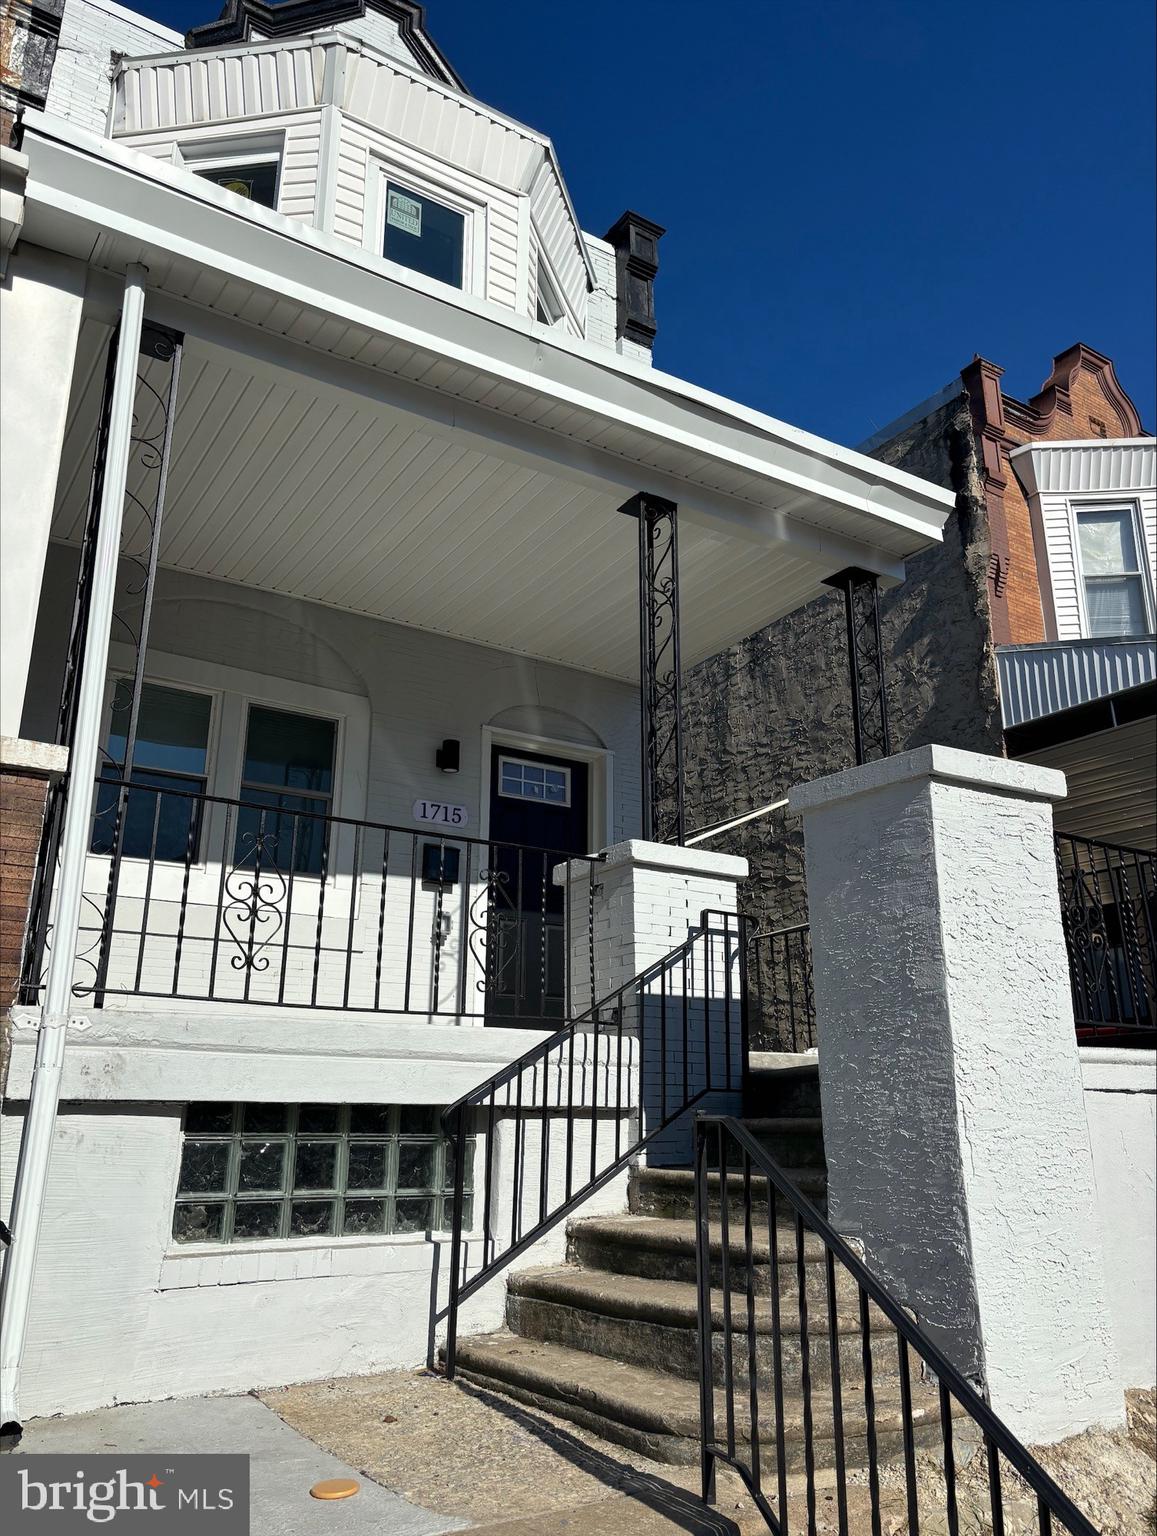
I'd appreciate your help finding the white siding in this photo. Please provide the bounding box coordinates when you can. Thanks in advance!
[114,40,325,132]
[528,155,587,332]
[1038,489,1084,640]
[46,0,182,134]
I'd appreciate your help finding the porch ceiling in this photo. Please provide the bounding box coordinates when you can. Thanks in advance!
[51,318,858,680]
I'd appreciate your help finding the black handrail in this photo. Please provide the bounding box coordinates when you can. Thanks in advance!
[440,908,749,1378]
[694,1114,1098,1535]
[19,775,601,1026]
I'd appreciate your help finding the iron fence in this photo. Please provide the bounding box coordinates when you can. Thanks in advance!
[748,924,815,1053]
[694,1115,1098,1536]
[1055,833,1155,1045]
[19,776,601,1025]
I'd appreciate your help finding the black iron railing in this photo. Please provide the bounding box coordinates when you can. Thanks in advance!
[19,776,600,1025]
[694,1116,1097,1536]
[1055,833,1155,1045]
[441,909,748,1377]
[748,924,815,1053]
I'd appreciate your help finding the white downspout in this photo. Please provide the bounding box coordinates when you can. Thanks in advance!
[0,264,147,1430]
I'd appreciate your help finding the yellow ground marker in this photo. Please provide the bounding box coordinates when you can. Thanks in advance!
[310,1478,361,1500]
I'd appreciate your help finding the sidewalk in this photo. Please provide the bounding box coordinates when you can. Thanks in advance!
[14,1393,469,1536]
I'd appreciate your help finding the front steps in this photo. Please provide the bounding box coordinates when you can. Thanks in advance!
[451,1062,955,1476]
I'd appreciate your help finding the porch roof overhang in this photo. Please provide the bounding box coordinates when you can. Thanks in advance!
[18,113,955,681]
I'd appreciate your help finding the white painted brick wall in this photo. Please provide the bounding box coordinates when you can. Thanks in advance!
[583,233,617,351]
[46,0,181,134]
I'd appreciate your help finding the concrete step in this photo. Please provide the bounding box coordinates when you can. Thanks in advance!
[744,1060,822,1118]
[452,1332,958,1473]
[566,1214,857,1304]
[629,1165,828,1221]
[506,1264,891,1389]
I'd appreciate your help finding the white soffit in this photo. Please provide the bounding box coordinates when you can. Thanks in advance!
[1009,438,1156,497]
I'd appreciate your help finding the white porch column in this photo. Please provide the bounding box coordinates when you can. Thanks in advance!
[790,745,1124,1445]
[0,247,86,737]
[0,266,147,1430]
[559,839,748,1164]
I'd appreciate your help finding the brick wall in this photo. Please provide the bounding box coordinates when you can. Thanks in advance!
[0,766,53,1091]
[45,0,181,134]
[965,344,1146,644]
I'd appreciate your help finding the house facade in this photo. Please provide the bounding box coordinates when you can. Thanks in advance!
[682,345,1155,1046]
[0,0,961,1425]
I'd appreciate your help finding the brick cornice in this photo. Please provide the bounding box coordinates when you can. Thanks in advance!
[1003,343,1145,439]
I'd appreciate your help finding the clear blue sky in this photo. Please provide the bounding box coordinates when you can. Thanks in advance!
[149,0,1155,445]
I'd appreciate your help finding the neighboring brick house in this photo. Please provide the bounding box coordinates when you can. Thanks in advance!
[682,344,1155,945]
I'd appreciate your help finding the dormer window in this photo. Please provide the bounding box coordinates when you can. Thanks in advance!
[384,181,465,289]
[1075,505,1153,638]
[535,257,565,328]
[194,159,280,209]
[178,137,283,211]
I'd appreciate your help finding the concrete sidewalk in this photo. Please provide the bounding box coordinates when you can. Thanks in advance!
[15,1393,469,1536]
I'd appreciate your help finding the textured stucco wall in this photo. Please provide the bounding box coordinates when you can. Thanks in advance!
[681,398,1002,1021]
[1081,1049,1157,1388]
[794,747,1124,1444]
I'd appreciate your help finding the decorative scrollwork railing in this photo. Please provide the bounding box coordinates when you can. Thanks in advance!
[20,777,600,1027]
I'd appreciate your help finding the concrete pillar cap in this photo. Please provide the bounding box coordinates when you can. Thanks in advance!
[789,744,1067,815]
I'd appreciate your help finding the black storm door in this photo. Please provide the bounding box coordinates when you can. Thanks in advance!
[485,745,589,1025]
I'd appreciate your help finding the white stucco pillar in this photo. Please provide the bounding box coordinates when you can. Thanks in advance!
[0,247,86,737]
[558,840,748,1165]
[791,745,1124,1445]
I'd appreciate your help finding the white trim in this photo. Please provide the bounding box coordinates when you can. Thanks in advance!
[365,153,487,299]
[479,726,612,854]
[1069,499,1155,639]
[18,112,955,548]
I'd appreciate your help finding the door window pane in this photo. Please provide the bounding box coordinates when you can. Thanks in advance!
[383,182,465,288]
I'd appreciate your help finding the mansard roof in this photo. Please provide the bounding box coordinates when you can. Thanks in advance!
[185,0,465,90]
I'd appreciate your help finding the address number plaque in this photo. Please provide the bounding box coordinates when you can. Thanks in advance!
[412,799,469,828]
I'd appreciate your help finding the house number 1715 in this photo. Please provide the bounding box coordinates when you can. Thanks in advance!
[412,799,468,828]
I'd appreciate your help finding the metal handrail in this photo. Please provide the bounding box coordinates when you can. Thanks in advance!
[440,908,749,1378]
[694,1114,1098,1535]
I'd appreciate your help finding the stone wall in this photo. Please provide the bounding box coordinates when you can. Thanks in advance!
[681,394,1003,1027]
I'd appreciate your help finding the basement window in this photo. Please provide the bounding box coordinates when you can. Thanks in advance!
[173,1104,473,1244]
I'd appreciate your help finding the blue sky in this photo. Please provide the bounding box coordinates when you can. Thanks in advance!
[150,0,1155,446]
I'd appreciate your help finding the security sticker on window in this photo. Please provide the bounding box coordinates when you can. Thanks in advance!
[387,190,422,238]
[1,1454,249,1531]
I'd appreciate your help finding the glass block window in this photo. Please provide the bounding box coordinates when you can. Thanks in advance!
[172,1104,473,1244]
[1076,507,1152,638]
[497,755,571,806]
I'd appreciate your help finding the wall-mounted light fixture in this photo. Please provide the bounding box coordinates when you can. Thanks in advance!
[435,738,460,774]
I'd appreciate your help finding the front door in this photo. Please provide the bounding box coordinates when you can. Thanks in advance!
[485,745,590,1025]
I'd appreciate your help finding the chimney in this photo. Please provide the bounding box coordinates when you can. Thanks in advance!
[604,211,665,352]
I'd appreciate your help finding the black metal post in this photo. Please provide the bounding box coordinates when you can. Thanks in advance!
[620,492,684,844]
[89,322,185,1005]
[825,566,891,767]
